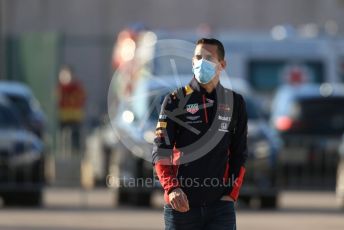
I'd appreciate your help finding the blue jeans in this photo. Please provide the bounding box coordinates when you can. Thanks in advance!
[164,200,236,230]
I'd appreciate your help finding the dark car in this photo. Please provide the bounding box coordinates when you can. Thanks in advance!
[109,76,280,208]
[240,95,281,208]
[270,83,344,188]
[0,82,46,138]
[0,94,45,206]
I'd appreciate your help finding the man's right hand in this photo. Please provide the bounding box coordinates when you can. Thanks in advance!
[168,188,190,212]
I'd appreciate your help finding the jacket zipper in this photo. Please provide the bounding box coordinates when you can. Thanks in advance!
[202,95,208,124]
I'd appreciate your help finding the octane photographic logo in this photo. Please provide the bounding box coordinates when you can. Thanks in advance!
[107,38,234,165]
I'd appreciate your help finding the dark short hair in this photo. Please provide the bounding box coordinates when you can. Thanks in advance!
[196,38,225,60]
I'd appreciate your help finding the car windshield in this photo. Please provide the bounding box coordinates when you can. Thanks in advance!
[5,95,32,116]
[245,98,261,120]
[0,105,20,128]
[247,61,324,92]
[294,97,344,135]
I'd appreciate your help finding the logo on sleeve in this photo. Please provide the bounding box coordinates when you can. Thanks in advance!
[156,121,167,129]
[159,114,167,120]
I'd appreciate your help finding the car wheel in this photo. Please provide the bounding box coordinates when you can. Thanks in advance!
[260,195,278,209]
[239,196,251,206]
[32,157,45,183]
[3,191,42,207]
[116,189,151,207]
[116,188,130,205]
[131,192,151,207]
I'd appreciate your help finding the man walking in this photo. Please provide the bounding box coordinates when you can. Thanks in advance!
[152,38,248,230]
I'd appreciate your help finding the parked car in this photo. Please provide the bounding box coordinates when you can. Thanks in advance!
[240,95,281,208]
[336,134,344,209]
[0,94,45,206]
[84,118,119,186]
[270,83,344,188]
[109,76,281,208]
[0,81,46,138]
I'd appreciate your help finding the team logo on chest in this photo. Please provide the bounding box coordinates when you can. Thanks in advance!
[186,103,199,114]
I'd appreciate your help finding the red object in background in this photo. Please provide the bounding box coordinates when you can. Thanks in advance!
[275,116,294,131]
[58,81,85,107]
[289,68,303,85]
[112,24,146,70]
[112,29,138,70]
[282,65,310,86]
[58,81,86,123]
[287,67,309,85]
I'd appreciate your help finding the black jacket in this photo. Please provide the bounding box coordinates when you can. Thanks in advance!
[152,77,248,207]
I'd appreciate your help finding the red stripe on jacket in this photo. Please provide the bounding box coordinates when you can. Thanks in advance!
[154,147,181,204]
[229,166,246,201]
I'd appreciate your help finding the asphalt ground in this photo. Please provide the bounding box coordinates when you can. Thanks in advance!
[0,188,342,230]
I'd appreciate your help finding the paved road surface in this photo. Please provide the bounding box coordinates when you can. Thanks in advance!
[0,189,342,230]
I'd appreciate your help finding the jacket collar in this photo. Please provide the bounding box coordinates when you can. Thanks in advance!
[188,76,224,95]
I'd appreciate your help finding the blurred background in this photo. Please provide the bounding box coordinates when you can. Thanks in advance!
[0,0,344,229]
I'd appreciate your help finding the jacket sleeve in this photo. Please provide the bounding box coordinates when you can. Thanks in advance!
[227,94,248,200]
[152,92,180,194]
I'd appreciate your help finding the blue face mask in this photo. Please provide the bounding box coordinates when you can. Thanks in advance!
[192,59,217,84]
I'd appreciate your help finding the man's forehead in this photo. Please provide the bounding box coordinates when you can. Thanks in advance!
[194,44,217,55]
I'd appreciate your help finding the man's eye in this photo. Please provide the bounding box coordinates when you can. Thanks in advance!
[195,55,202,60]
[205,56,214,61]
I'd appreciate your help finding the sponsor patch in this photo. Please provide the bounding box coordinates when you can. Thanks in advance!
[206,98,214,103]
[186,120,202,124]
[156,121,167,129]
[159,114,167,119]
[186,103,199,114]
[184,85,194,95]
[218,115,231,122]
[218,122,229,132]
[186,115,200,121]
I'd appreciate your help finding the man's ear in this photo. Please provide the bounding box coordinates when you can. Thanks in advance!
[220,60,227,70]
